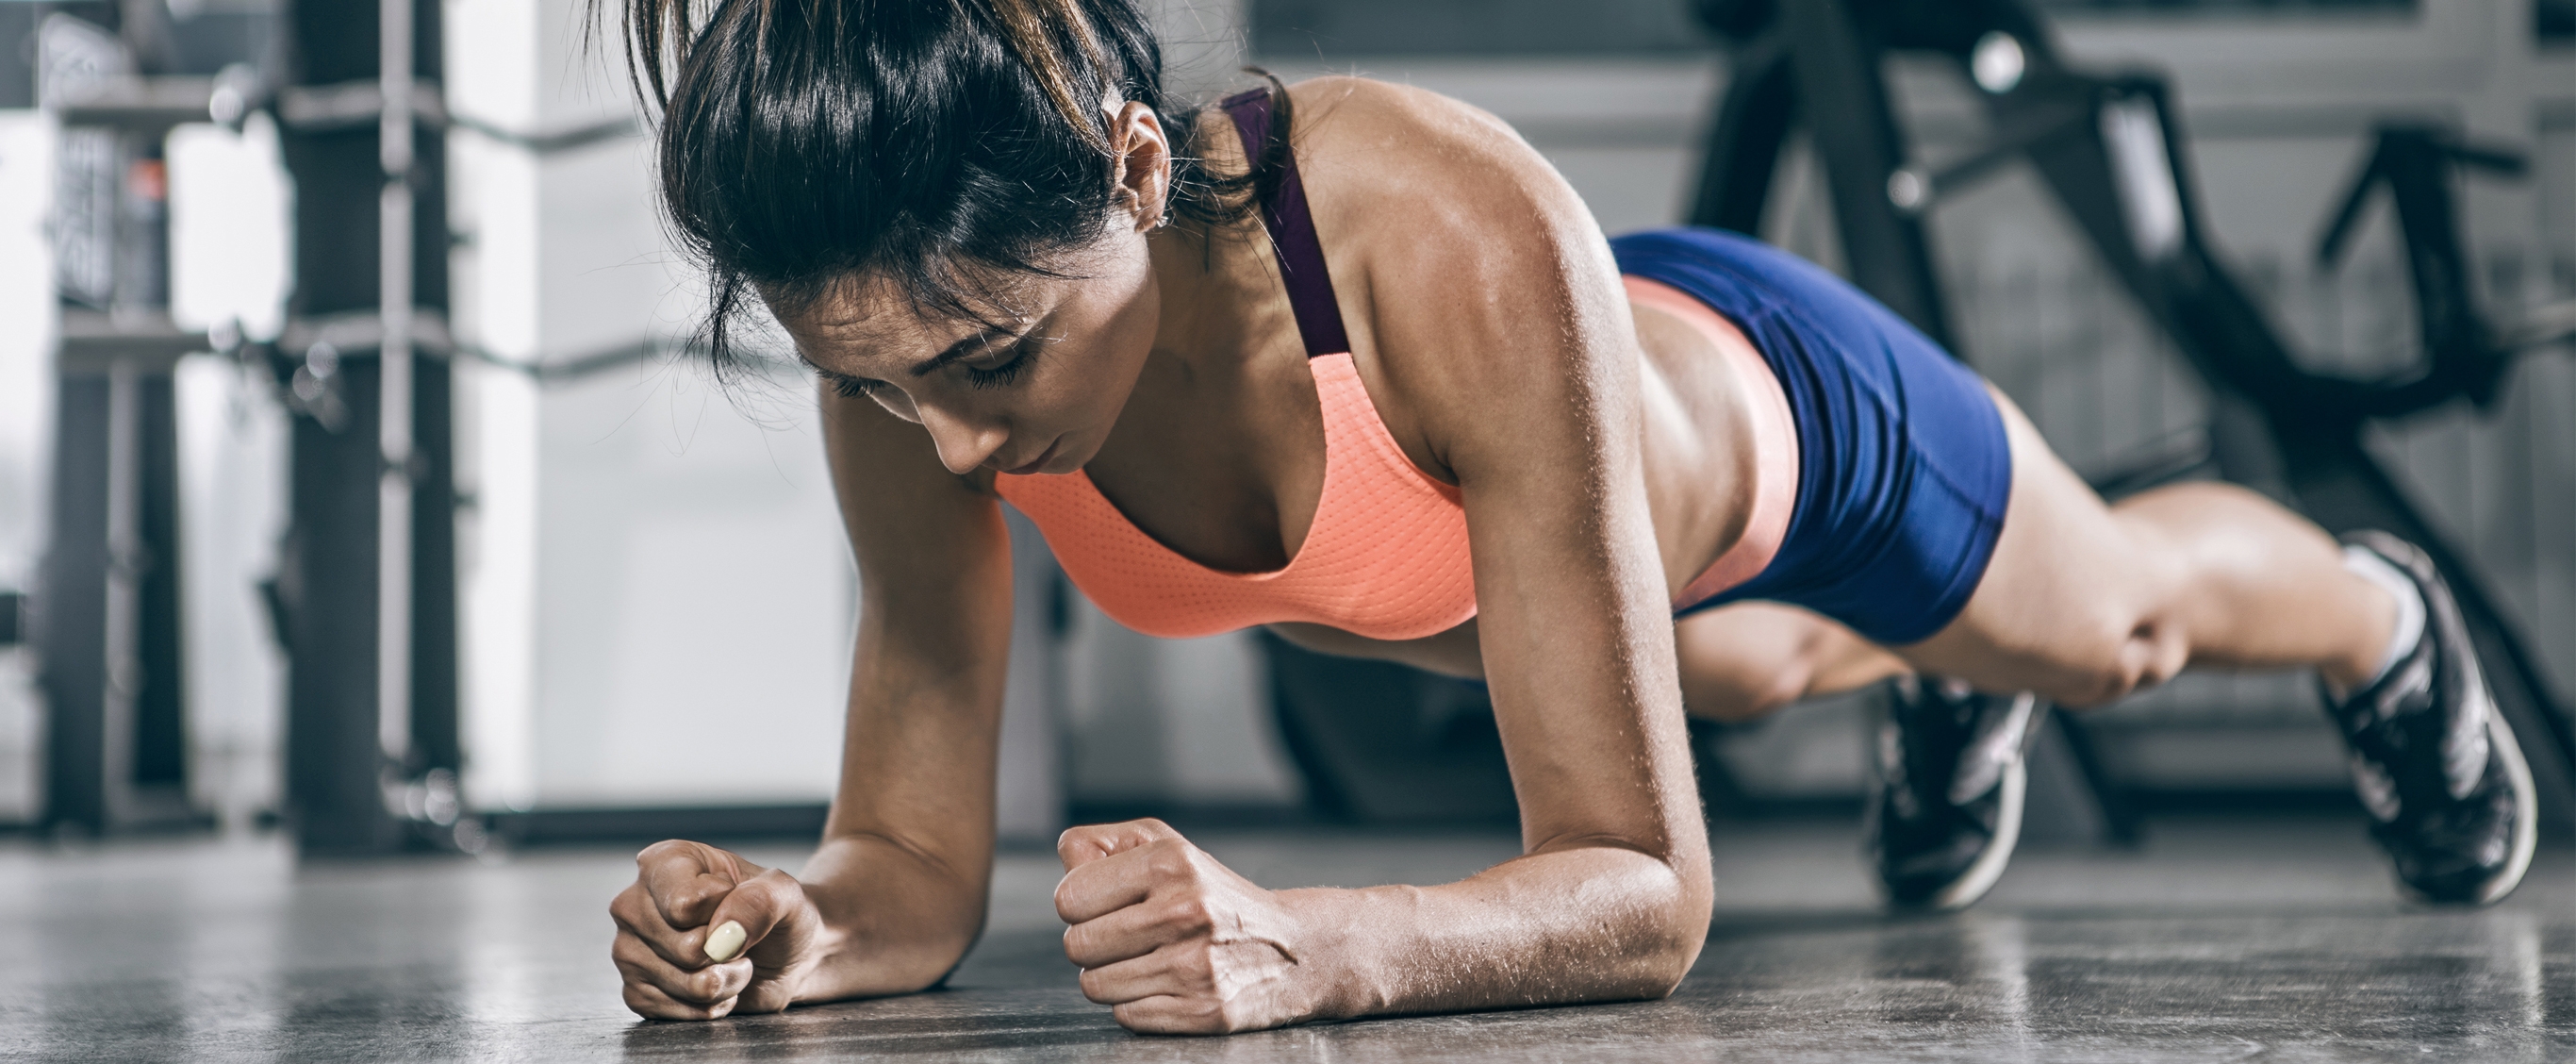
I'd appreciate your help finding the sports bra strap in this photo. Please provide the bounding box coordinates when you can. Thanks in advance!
[1221,88,1351,358]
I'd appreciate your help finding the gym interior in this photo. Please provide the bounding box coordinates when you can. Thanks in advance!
[0,0,2570,1059]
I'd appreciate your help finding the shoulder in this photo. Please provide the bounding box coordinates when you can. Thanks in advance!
[1283,76,1553,212]
[1283,76,1631,423]
[1283,76,1512,146]
[1284,75,1613,326]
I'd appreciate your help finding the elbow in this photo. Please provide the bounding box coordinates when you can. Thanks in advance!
[1621,854,1713,999]
[1648,880,1713,996]
[1535,833,1713,999]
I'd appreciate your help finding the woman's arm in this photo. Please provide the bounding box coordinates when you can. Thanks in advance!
[608,382,1016,1019]
[792,381,1020,1000]
[1052,78,1713,1033]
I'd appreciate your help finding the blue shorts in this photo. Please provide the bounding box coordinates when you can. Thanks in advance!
[1612,227,2013,646]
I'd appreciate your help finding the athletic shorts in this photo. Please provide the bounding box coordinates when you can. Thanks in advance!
[1611,227,2013,646]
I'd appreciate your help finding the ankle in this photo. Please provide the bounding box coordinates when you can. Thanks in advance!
[2320,655,2379,700]
[2327,544,2427,700]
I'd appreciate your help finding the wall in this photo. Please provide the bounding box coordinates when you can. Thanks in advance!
[444,0,858,811]
[0,109,55,823]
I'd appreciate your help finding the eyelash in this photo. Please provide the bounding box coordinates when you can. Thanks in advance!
[963,343,1035,390]
[827,340,1038,398]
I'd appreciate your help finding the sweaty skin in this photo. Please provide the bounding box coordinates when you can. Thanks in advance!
[612,78,1723,1032]
[608,76,2400,1032]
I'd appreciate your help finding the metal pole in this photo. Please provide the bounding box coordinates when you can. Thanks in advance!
[377,0,413,773]
[101,360,140,826]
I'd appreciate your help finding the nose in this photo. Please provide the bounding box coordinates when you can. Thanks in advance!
[916,403,1009,475]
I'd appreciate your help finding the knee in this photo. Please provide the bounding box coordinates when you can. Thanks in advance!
[1682,655,1813,723]
[2051,612,2190,709]
[1677,612,1832,724]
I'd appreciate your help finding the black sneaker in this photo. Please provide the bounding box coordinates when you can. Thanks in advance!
[1865,676,2042,910]
[2324,531,2536,906]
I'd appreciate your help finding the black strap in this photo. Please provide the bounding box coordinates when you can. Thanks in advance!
[1222,89,1352,357]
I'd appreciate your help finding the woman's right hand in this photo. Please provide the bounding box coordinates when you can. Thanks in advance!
[610,840,827,1020]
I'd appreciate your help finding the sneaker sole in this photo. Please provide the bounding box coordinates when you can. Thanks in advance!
[2442,710,2536,906]
[2352,531,2540,907]
[1924,755,2025,912]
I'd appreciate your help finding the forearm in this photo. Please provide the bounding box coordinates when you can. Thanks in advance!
[792,830,992,1003]
[1288,844,1710,1020]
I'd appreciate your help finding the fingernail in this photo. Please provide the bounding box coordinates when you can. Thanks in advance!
[703,920,746,963]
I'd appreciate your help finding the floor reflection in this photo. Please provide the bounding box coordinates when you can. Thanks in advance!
[0,822,2564,1061]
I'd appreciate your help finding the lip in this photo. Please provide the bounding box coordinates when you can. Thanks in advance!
[1000,438,1062,476]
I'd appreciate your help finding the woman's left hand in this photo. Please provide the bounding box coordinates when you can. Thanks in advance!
[1055,819,1327,1034]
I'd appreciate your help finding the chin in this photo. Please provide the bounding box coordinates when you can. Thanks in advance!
[1049,433,1104,474]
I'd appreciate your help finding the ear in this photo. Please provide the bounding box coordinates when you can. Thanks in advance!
[1103,100,1170,234]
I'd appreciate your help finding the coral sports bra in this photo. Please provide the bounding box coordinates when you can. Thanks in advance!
[994,89,1796,640]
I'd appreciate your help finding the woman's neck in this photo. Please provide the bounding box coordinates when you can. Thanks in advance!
[1141,217,1277,385]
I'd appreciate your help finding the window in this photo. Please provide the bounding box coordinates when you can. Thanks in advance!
[1250,0,2422,58]
[1250,0,1709,57]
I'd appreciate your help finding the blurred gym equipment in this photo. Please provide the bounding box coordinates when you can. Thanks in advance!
[262,0,467,856]
[1263,0,2573,838]
[25,1,470,854]
[34,3,228,836]
[1681,0,2574,833]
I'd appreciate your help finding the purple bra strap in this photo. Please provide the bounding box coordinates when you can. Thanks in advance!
[1221,88,1352,357]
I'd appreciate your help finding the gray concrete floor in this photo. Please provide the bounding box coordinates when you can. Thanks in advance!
[1,815,2568,1062]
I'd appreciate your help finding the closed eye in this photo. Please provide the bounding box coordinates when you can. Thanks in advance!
[814,328,1045,397]
[822,371,883,398]
[961,336,1046,390]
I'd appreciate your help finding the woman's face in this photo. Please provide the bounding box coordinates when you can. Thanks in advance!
[780,229,1162,476]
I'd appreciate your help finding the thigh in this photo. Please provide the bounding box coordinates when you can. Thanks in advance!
[1898,387,2190,707]
[1676,604,1839,722]
[1676,604,1911,722]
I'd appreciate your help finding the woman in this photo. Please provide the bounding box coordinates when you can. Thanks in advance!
[602,0,2536,1033]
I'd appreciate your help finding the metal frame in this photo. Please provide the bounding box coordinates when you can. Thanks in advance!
[34,8,212,836]
[269,0,464,856]
[1686,0,2575,830]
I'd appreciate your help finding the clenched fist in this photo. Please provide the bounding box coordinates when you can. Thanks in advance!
[1054,819,1327,1034]
[610,840,827,1020]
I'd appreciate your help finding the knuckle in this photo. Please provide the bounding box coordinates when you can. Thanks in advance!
[745,868,801,908]
[668,885,723,923]
[1144,843,1197,882]
[635,839,695,871]
[624,986,689,1022]
[1164,895,1214,934]
[610,931,649,965]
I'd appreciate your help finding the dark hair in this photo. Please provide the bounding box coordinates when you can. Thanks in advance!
[601,0,1286,380]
